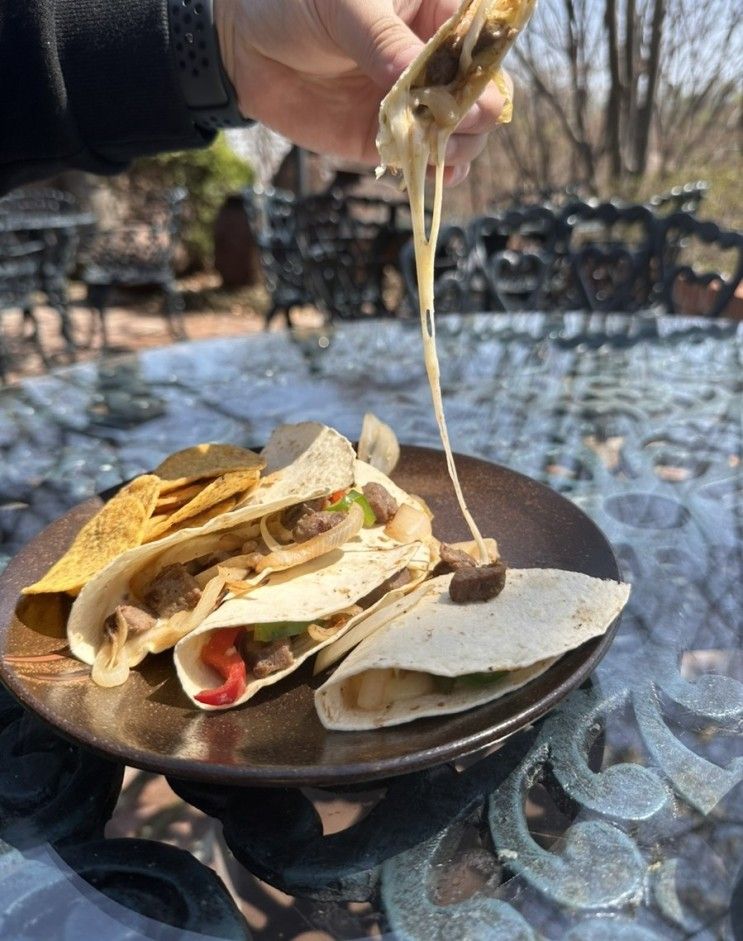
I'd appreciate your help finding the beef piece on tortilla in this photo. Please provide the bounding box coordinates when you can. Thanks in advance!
[449,560,507,603]
[104,603,156,638]
[240,635,295,679]
[281,499,326,531]
[362,482,398,523]
[293,510,343,543]
[143,563,202,617]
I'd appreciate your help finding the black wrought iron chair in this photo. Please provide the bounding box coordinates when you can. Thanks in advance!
[243,187,310,327]
[247,187,421,325]
[469,206,566,311]
[0,188,91,355]
[560,201,658,312]
[81,188,187,347]
[399,224,477,316]
[0,235,45,382]
[656,213,743,318]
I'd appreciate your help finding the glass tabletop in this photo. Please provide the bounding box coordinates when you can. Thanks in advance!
[0,312,740,940]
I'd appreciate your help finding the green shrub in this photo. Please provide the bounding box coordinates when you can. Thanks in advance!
[129,135,254,270]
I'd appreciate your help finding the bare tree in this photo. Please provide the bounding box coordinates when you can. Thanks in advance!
[496,0,741,190]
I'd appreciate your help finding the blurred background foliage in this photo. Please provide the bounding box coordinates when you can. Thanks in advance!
[126,136,254,271]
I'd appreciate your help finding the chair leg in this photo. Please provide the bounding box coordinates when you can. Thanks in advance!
[0,320,9,384]
[163,282,186,340]
[47,284,77,358]
[86,284,111,350]
[22,305,53,369]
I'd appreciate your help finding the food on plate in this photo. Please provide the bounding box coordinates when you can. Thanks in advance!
[63,423,434,691]
[173,539,431,709]
[314,569,630,730]
[376,0,534,566]
[22,475,162,596]
[22,443,265,597]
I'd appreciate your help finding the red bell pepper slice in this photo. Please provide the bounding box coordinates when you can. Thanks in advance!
[194,627,247,706]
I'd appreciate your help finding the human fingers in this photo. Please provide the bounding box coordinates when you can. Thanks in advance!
[320,0,423,88]
[444,131,489,166]
[456,73,512,134]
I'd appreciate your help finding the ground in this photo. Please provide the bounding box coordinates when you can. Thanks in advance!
[0,273,324,384]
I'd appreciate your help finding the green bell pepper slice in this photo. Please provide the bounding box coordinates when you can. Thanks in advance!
[252,620,313,643]
[326,489,376,527]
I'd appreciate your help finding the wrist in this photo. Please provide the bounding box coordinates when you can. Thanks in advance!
[169,0,251,131]
[214,0,238,94]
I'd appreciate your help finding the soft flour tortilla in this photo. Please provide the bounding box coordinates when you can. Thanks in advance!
[68,422,355,667]
[173,541,430,711]
[315,569,630,730]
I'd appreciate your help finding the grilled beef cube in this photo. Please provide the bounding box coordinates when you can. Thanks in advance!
[293,510,343,543]
[362,482,398,524]
[472,23,506,57]
[281,499,325,531]
[143,563,202,618]
[424,36,461,86]
[449,560,507,604]
[104,603,156,638]
[240,636,295,679]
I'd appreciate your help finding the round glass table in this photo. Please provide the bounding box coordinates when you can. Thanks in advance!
[0,312,740,940]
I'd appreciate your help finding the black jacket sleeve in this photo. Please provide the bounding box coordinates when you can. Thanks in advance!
[0,0,215,195]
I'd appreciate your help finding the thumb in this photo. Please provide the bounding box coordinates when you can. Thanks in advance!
[328,1,423,88]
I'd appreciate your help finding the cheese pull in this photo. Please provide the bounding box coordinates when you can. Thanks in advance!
[376,0,535,564]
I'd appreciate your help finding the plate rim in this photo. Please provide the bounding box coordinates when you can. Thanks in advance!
[0,446,622,786]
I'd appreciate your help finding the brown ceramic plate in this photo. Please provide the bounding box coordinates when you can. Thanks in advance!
[0,446,622,786]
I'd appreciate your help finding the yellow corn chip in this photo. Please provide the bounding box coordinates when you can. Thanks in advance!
[155,482,204,512]
[144,469,259,542]
[155,443,264,492]
[143,495,240,542]
[23,475,161,596]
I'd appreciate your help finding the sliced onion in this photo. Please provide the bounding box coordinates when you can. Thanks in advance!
[129,530,247,600]
[194,552,263,588]
[307,621,341,642]
[356,668,392,711]
[91,609,131,688]
[255,502,364,574]
[384,503,432,544]
[260,513,285,553]
[92,646,130,688]
[218,565,267,597]
[358,413,400,475]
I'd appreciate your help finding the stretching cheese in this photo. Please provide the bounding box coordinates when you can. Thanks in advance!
[377,0,535,563]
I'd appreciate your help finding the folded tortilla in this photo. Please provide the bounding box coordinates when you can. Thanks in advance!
[174,540,431,710]
[68,424,435,695]
[315,569,630,730]
[68,421,356,670]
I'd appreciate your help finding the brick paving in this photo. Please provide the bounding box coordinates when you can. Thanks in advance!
[1,275,324,384]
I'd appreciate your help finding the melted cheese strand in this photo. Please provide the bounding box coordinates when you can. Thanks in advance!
[403,121,489,564]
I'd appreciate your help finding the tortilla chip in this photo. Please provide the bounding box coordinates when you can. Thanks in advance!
[143,494,244,543]
[155,444,264,492]
[23,475,161,596]
[144,469,260,542]
[155,483,204,512]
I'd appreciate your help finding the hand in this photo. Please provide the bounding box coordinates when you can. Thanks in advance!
[215,0,511,185]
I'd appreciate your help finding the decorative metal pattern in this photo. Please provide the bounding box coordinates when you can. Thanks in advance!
[0,313,740,938]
